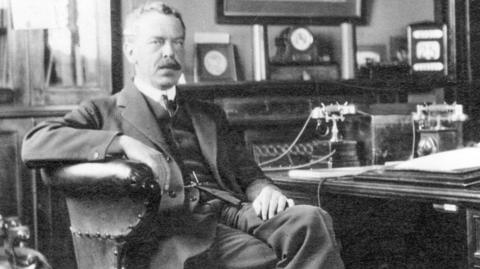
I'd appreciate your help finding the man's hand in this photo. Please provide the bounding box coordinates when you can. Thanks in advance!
[252,186,295,220]
[117,135,170,192]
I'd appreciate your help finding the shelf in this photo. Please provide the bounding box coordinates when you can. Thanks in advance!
[268,62,338,67]
[176,78,460,104]
[0,105,75,119]
[178,79,407,98]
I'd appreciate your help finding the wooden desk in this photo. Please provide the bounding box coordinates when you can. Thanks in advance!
[268,170,480,268]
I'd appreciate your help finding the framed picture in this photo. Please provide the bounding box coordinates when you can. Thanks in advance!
[216,0,364,25]
[194,43,238,82]
[390,36,408,63]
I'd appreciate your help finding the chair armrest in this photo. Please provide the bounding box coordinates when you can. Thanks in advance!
[41,160,160,197]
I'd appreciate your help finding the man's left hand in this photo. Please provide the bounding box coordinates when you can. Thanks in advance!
[252,186,295,220]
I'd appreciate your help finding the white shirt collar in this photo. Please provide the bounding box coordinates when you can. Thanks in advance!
[133,77,176,104]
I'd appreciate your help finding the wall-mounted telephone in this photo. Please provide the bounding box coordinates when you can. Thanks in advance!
[253,102,360,170]
[412,103,466,156]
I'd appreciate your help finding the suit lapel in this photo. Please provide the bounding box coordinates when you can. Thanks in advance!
[185,101,218,176]
[117,87,221,184]
[117,84,167,151]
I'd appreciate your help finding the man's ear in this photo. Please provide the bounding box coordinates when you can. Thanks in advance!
[123,42,136,64]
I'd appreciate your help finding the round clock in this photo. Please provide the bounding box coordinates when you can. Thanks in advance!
[289,27,314,52]
[271,26,323,65]
[203,50,228,76]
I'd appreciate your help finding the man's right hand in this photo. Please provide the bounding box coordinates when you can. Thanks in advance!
[116,135,170,192]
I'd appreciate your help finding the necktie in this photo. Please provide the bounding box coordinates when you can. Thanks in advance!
[161,95,177,117]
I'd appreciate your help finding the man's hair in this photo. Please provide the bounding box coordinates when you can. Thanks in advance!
[123,1,185,38]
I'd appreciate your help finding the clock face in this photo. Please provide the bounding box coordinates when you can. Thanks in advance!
[289,27,314,52]
[203,50,228,76]
[415,41,440,60]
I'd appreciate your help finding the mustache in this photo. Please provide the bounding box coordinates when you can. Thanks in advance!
[156,59,182,70]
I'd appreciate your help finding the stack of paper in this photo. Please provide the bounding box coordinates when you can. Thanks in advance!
[288,166,381,179]
[390,147,480,173]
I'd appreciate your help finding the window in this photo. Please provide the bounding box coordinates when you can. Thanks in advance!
[46,0,102,89]
[9,0,113,105]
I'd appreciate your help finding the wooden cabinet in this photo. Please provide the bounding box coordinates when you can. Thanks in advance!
[467,208,480,268]
[0,130,22,217]
[0,106,74,268]
[269,172,480,268]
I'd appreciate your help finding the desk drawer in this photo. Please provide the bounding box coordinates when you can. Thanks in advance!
[467,209,480,268]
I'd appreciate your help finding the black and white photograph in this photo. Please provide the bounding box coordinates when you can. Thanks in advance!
[0,0,479,268]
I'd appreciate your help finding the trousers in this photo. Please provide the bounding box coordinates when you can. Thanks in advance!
[127,203,344,269]
[199,203,345,269]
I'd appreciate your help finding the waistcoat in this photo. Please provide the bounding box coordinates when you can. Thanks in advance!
[143,95,217,187]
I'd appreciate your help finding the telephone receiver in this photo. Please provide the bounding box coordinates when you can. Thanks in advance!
[1,216,52,269]
[315,119,330,137]
[6,247,52,269]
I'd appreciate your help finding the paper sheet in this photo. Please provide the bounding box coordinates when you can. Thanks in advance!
[288,166,381,179]
[390,147,480,173]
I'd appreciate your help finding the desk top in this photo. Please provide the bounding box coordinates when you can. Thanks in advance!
[267,167,480,206]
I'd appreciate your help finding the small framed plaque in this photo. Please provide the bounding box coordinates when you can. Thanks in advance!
[407,22,448,77]
[194,43,238,82]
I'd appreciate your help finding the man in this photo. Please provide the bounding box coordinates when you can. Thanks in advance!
[22,2,344,268]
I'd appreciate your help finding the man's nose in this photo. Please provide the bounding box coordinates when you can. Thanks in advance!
[161,41,174,58]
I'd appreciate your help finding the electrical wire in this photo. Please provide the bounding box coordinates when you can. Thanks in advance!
[409,113,416,160]
[317,177,329,208]
[259,112,313,167]
[261,150,336,172]
[356,110,372,116]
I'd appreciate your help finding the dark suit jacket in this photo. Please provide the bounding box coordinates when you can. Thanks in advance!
[22,83,277,267]
[22,83,275,200]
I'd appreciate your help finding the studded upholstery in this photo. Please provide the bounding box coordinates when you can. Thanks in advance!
[42,160,166,269]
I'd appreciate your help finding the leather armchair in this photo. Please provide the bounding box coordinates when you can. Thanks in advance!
[42,160,164,269]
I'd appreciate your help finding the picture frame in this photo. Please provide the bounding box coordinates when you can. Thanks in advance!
[389,36,408,63]
[356,44,387,67]
[407,22,448,76]
[194,43,238,82]
[216,0,364,25]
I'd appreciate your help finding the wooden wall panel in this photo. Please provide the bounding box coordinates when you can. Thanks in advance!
[0,131,20,216]
[0,117,33,221]
[0,107,71,267]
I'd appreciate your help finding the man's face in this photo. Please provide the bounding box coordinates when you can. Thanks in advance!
[125,12,185,90]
